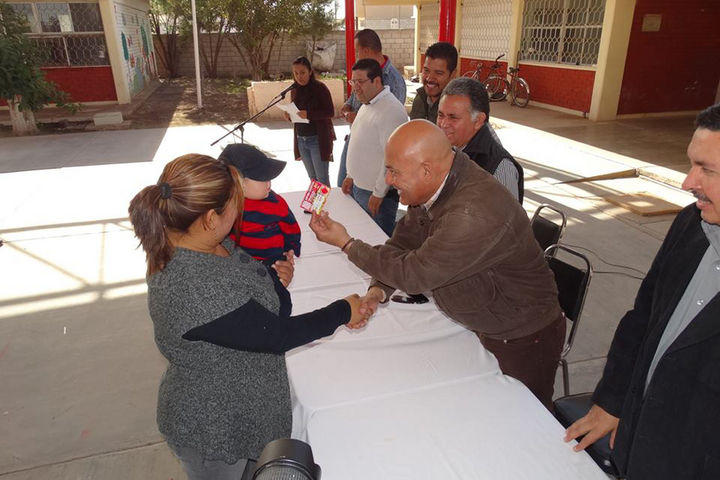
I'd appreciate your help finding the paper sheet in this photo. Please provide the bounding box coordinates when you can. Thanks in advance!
[276,102,310,124]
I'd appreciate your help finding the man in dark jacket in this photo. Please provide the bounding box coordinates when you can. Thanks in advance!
[565,103,720,480]
[409,42,457,123]
[310,120,564,409]
[437,77,523,203]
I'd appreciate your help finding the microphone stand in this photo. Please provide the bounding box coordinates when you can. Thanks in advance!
[211,90,291,146]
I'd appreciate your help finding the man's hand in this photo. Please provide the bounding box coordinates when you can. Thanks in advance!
[359,286,384,318]
[283,112,291,122]
[368,195,383,217]
[564,404,619,452]
[271,250,295,287]
[344,294,369,329]
[340,105,356,123]
[297,110,308,119]
[341,177,354,195]
[343,111,357,123]
[309,211,351,248]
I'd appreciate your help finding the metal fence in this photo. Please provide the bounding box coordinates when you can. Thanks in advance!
[9,2,110,67]
[520,0,605,66]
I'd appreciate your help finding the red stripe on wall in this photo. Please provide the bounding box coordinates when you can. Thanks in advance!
[458,58,508,78]
[42,66,117,103]
[517,64,595,113]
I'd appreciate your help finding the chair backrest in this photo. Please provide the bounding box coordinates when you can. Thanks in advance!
[531,204,567,252]
[545,244,592,353]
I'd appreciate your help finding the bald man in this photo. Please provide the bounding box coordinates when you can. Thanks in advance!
[310,120,565,408]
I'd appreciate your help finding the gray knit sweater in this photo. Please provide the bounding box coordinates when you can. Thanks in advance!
[147,239,289,463]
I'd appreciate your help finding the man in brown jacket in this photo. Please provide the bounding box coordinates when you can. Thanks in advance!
[310,120,564,408]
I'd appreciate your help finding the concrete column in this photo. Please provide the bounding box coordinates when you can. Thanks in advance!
[589,0,636,121]
[98,0,130,104]
[414,4,421,74]
[453,0,462,53]
[506,0,524,69]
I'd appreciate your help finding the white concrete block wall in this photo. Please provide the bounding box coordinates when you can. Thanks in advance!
[154,29,414,78]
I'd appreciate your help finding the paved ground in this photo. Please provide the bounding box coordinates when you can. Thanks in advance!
[0,108,696,478]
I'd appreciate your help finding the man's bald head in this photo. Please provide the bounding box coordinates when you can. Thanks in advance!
[385,120,455,206]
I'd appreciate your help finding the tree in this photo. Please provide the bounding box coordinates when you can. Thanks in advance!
[184,0,232,78]
[297,0,338,61]
[149,0,189,78]
[0,3,73,135]
[227,0,307,81]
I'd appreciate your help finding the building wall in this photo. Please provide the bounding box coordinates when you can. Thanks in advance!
[517,64,595,112]
[154,29,415,78]
[113,0,156,97]
[44,66,117,102]
[617,0,720,115]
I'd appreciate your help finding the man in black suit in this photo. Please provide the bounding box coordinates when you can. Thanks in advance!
[565,103,720,480]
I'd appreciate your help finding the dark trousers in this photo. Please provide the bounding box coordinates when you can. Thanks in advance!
[478,315,565,410]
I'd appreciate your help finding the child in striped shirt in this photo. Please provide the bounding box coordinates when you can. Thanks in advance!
[219,144,301,263]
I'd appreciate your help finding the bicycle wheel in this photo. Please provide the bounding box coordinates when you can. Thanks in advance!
[463,70,479,80]
[511,78,530,107]
[484,76,509,102]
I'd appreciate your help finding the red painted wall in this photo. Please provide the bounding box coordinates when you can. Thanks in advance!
[517,63,595,113]
[457,57,594,113]
[618,0,720,115]
[43,66,117,103]
[459,57,508,78]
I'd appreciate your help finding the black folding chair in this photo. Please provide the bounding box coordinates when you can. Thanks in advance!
[546,246,618,476]
[544,244,592,396]
[531,204,567,252]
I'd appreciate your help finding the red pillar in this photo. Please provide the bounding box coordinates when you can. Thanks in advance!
[345,0,356,94]
[438,0,456,44]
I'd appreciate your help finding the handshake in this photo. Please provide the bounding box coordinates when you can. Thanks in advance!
[342,286,385,329]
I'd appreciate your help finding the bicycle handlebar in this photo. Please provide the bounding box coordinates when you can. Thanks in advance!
[495,54,505,62]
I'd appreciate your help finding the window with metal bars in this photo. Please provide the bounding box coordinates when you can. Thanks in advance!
[8,2,109,67]
[520,0,605,66]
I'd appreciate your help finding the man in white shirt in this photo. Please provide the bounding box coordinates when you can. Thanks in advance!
[342,58,409,236]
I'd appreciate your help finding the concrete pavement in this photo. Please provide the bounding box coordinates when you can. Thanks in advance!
[0,115,695,478]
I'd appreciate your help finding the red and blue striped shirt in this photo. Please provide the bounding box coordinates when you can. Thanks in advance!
[231,191,301,262]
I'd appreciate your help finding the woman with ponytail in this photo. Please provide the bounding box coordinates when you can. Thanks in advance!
[129,154,366,479]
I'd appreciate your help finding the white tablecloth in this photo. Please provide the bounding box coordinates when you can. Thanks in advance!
[282,189,605,480]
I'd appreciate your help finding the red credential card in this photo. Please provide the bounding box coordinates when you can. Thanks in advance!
[301,179,330,214]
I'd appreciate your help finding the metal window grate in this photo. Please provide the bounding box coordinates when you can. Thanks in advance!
[520,0,605,66]
[460,0,512,60]
[9,2,109,67]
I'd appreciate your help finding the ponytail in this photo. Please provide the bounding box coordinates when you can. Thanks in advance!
[128,154,242,275]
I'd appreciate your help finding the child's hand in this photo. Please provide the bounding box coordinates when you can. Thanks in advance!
[272,250,295,287]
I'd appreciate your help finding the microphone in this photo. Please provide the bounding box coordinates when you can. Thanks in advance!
[278,82,298,97]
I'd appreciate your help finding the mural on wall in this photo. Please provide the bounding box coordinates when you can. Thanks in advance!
[114,2,156,96]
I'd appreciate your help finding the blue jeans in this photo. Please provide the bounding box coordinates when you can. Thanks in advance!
[297,134,330,186]
[351,184,399,237]
[337,134,350,187]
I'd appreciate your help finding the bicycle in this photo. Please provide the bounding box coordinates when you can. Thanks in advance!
[504,66,530,107]
[483,65,530,107]
[462,54,507,100]
[462,54,530,107]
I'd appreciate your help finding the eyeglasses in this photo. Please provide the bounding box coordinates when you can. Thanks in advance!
[348,78,372,87]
